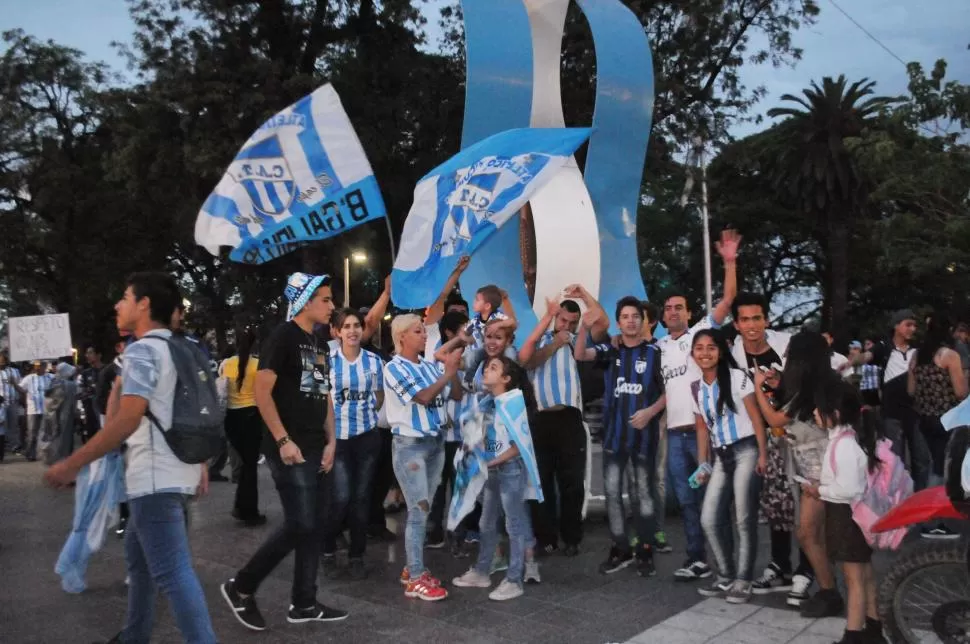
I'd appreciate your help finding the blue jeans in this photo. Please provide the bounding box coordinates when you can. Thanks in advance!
[324,430,381,558]
[235,451,326,609]
[603,448,658,554]
[883,415,932,491]
[122,493,216,644]
[701,436,763,581]
[392,434,445,577]
[667,428,706,562]
[475,457,530,584]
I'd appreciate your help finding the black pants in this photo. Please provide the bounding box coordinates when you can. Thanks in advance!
[224,407,263,518]
[530,406,587,548]
[369,428,394,531]
[770,528,814,577]
[234,451,326,608]
[324,430,381,558]
[920,414,950,479]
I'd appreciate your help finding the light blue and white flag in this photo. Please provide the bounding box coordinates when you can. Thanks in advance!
[392,127,592,308]
[493,390,544,504]
[54,450,126,593]
[195,84,387,264]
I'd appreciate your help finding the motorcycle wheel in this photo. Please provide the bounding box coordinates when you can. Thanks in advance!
[878,540,970,643]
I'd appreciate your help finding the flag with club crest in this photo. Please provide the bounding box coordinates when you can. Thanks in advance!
[194,84,387,264]
[391,127,592,308]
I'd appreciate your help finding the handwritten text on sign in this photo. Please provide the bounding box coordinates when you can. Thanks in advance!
[8,314,73,362]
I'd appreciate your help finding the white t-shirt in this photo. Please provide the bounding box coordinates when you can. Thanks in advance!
[691,369,756,448]
[657,315,718,429]
[830,352,849,374]
[122,330,203,500]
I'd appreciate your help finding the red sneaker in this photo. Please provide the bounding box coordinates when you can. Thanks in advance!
[405,572,448,602]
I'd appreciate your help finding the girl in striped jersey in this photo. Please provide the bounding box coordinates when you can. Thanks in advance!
[689,329,767,604]
[384,314,463,601]
[321,309,385,580]
[452,356,543,601]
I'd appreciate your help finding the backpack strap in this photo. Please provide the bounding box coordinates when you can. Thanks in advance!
[828,429,855,476]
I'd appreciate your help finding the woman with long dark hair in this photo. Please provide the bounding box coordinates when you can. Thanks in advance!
[690,329,767,604]
[908,312,968,539]
[220,326,264,525]
[753,331,841,617]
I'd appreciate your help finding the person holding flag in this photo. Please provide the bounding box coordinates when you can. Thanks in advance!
[451,356,544,601]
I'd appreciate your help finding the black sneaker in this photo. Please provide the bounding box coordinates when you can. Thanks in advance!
[636,553,657,577]
[598,547,634,574]
[800,588,845,618]
[451,542,469,559]
[221,579,267,631]
[231,510,268,527]
[348,558,367,581]
[321,554,340,580]
[674,560,712,581]
[921,524,959,540]
[115,517,127,538]
[563,544,580,557]
[287,602,349,624]
[537,543,560,557]
[426,529,446,549]
[752,562,793,595]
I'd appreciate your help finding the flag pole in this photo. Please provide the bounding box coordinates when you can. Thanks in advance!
[383,215,397,264]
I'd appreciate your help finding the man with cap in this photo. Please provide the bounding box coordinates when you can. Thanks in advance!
[863,309,931,489]
[221,272,348,632]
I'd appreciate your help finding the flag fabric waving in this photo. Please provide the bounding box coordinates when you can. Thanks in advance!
[194,84,387,264]
[391,127,592,308]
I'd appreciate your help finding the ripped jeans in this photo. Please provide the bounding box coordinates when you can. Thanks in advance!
[603,448,658,555]
[392,434,445,578]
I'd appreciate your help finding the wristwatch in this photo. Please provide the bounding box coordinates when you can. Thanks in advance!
[276,435,291,448]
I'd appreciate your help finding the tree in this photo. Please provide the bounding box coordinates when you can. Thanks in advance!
[766,75,896,335]
[0,29,167,353]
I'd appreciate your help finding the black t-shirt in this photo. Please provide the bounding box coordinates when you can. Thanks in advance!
[259,320,330,454]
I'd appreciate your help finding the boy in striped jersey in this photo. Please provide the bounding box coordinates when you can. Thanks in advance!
[575,297,666,577]
[519,289,607,556]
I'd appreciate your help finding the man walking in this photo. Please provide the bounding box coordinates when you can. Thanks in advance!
[45,271,217,643]
[0,352,23,457]
[656,229,740,581]
[221,272,348,631]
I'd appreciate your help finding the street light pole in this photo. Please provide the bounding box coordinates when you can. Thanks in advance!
[344,256,350,307]
[344,252,368,307]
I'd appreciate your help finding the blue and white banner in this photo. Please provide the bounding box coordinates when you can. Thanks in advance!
[493,391,543,503]
[943,396,970,431]
[195,84,387,264]
[391,127,592,308]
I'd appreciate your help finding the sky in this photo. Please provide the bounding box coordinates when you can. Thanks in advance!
[4,0,968,138]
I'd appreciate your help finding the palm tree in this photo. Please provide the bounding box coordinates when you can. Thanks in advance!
[767,75,896,334]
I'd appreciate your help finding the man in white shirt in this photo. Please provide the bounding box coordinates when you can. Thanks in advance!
[21,360,52,461]
[45,272,216,643]
[656,229,740,581]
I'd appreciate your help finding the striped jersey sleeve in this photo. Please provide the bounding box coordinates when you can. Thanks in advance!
[383,355,448,437]
[329,347,384,439]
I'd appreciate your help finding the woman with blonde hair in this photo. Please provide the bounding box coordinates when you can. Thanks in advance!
[383,314,463,601]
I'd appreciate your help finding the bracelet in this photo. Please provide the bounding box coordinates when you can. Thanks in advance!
[276,435,291,448]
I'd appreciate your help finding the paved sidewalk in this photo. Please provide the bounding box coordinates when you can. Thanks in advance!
[0,451,923,643]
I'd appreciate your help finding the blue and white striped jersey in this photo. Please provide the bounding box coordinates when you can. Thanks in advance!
[530,331,582,411]
[0,366,21,409]
[383,355,449,438]
[690,369,757,449]
[329,345,384,440]
[21,373,53,415]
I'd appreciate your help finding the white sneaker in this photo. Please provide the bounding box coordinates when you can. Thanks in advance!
[489,579,524,601]
[452,569,491,588]
[787,574,813,607]
[524,560,541,584]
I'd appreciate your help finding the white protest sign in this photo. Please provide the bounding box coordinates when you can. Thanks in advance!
[8,314,73,362]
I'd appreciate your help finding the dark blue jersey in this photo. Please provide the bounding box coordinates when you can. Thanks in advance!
[593,340,664,456]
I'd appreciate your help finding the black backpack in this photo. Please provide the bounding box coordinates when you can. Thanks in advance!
[142,334,226,464]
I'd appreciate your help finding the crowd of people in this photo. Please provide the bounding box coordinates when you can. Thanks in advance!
[1,228,965,644]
